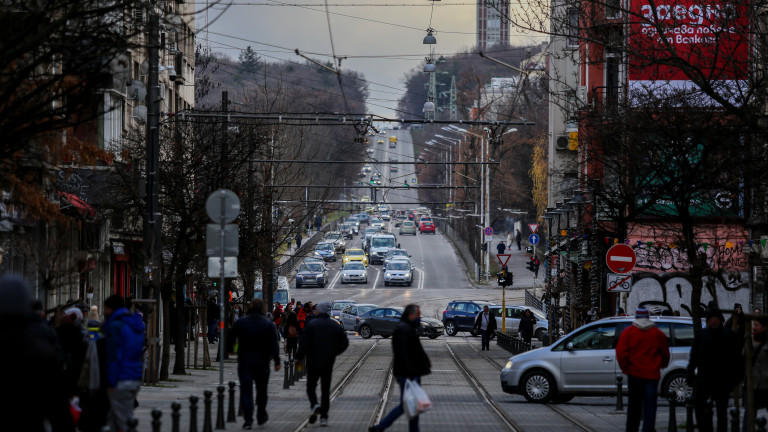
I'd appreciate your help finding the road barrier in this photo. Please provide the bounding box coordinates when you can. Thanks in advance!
[493,331,532,354]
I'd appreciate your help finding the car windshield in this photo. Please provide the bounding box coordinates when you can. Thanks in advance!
[365,228,378,234]
[347,250,364,256]
[274,290,289,305]
[387,262,409,270]
[371,238,396,248]
[358,305,377,315]
[327,234,340,240]
[403,222,414,226]
[387,250,407,258]
[316,243,333,251]
[333,302,353,311]
[371,218,382,224]
[300,263,323,272]
[344,262,365,270]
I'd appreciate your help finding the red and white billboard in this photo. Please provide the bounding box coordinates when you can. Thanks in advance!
[628,0,749,92]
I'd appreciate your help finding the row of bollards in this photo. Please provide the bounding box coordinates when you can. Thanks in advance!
[283,355,306,390]
[493,331,532,354]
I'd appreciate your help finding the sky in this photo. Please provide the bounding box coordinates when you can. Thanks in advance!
[195,0,546,118]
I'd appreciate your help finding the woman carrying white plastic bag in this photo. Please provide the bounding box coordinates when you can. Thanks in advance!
[370,304,432,432]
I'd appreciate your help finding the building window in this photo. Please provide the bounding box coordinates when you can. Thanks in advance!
[605,54,621,106]
[567,9,579,47]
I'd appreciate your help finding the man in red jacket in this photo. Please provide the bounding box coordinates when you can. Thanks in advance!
[616,307,670,432]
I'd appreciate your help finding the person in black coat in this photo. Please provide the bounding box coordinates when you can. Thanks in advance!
[724,303,746,344]
[687,305,742,432]
[518,309,537,344]
[371,304,431,432]
[295,303,349,426]
[473,305,498,351]
[228,299,280,429]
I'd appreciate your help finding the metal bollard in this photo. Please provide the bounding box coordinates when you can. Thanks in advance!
[227,381,237,423]
[615,376,624,411]
[152,408,162,432]
[730,409,739,432]
[215,385,226,429]
[291,357,297,385]
[667,390,678,432]
[171,402,181,432]
[101,426,111,432]
[685,393,694,432]
[189,395,200,432]
[203,390,213,432]
[283,360,290,389]
[127,418,139,432]
[759,417,767,432]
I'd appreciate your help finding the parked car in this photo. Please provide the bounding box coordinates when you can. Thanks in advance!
[295,261,328,288]
[383,260,412,287]
[442,300,495,336]
[500,316,696,404]
[357,307,444,339]
[488,306,549,341]
[340,303,379,331]
[331,299,356,320]
[419,221,436,234]
[313,241,337,261]
[340,261,368,284]
[342,248,369,267]
[399,220,417,235]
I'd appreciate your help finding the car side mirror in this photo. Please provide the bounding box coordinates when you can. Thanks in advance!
[566,342,574,351]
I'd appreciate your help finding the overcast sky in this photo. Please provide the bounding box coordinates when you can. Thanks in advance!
[195,0,545,117]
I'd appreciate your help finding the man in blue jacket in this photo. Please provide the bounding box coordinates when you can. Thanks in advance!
[103,295,145,432]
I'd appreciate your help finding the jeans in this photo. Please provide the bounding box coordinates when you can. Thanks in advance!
[108,380,141,432]
[238,362,270,424]
[480,329,491,350]
[207,321,218,343]
[307,366,333,418]
[695,385,730,432]
[285,337,298,358]
[626,375,658,432]
[377,376,420,432]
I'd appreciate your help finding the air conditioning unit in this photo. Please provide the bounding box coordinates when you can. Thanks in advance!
[555,135,569,151]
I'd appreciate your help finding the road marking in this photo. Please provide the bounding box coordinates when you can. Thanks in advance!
[372,267,380,289]
[416,268,425,290]
[328,270,341,289]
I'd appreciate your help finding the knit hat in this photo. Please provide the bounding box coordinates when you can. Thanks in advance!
[316,302,331,314]
[734,303,743,310]
[635,307,650,319]
[87,305,99,321]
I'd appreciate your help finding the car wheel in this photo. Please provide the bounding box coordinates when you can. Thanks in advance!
[521,370,556,403]
[384,281,390,287]
[359,325,373,339]
[428,334,439,339]
[340,281,346,285]
[318,282,325,288]
[535,328,547,341]
[381,334,390,339]
[663,371,692,405]
[445,320,458,336]
[296,283,302,289]
[407,282,412,287]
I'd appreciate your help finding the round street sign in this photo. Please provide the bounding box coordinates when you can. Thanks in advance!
[528,234,539,245]
[605,244,637,274]
[206,189,241,224]
[484,227,494,237]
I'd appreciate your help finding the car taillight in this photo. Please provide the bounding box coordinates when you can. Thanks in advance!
[356,317,360,321]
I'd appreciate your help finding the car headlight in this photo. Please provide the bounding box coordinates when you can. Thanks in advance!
[314,251,320,256]
[503,360,513,370]
[342,273,348,277]
[297,275,303,279]
[386,273,391,277]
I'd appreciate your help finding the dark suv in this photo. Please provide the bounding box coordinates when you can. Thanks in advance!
[442,300,494,336]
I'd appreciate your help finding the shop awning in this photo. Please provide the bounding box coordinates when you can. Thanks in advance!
[57,192,96,218]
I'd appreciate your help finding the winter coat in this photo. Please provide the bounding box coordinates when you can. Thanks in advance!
[229,311,280,366]
[392,320,431,378]
[474,310,497,332]
[296,314,348,370]
[496,243,506,254]
[272,306,283,326]
[103,308,146,387]
[207,300,220,324]
[750,339,768,391]
[616,321,670,381]
[725,312,747,343]
[518,314,537,339]
[687,326,743,390]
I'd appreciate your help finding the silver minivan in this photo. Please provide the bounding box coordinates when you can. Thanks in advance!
[500,316,694,404]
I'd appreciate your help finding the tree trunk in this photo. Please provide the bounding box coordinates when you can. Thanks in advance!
[160,288,171,381]
[172,277,187,375]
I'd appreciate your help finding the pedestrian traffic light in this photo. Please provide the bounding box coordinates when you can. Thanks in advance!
[404,181,409,188]
[370,178,375,185]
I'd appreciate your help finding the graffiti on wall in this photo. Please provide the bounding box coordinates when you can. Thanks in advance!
[632,243,748,272]
[627,271,750,317]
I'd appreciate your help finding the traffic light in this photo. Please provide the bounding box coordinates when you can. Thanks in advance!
[370,178,375,185]
[404,181,409,188]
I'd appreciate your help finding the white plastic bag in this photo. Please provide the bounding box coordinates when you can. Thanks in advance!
[403,379,432,419]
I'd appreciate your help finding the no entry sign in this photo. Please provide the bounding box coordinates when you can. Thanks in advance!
[605,244,637,274]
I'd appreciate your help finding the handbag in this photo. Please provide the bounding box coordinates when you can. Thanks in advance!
[286,325,298,338]
[403,379,432,419]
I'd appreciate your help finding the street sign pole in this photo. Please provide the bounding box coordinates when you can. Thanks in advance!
[502,282,506,334]
[219,191,226,387]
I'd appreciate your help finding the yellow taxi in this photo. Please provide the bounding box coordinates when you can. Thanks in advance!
[343,248,369,267]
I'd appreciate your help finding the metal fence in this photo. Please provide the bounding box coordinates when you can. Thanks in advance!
[276,220,338,277]
[494,330,533,355]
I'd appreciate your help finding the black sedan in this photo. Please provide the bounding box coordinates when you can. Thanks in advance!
[357,307,445,339]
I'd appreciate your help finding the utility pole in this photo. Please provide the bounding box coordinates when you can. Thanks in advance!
[144,10,161,384]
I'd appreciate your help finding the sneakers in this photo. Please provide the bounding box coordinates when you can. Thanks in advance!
[368,426,382,432]
[320,418,328,427]
[243,422,252,430]
[309,404,321,424]
[257,413,269,426]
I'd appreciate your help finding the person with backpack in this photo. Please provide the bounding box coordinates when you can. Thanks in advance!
[103,295,145,432]
[281,304,300,358]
